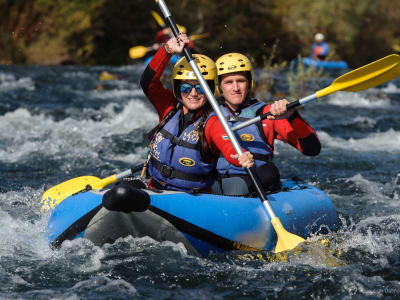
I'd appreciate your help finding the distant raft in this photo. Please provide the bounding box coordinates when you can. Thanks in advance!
[291,57,348,70]
[45,179,339,257]
[298,57,348,70]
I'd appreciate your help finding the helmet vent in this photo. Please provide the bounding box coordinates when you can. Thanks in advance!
[177,71,183,75]
[202,71,209,75]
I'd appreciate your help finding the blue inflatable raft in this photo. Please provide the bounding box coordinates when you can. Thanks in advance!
[300,57,348,70]
[46,179,339,257]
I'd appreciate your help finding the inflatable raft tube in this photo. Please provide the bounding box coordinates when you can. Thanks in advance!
[301,57,348,70]
[46,179,339,257]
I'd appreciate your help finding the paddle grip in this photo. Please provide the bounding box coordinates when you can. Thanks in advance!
[259,99,300,122]
[232,99,301,132]
[164,16,193,61]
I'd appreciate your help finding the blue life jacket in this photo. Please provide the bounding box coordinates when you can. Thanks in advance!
[148,109,215,191]
[216,101,272,176]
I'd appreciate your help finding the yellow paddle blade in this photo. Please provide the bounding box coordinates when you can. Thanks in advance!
[129,46,150,60]
[271,217,306,253]
[316,54,400,98]
[40,174,117,212]
[190,32,210,41]
[151,9,165,27]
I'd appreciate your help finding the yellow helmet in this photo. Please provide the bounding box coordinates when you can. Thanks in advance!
[172,54,218,98]
[215,53,254,89]
[177,24,187,34]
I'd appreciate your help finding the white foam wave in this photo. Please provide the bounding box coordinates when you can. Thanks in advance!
[63,71,92,79]
[381,82,400,94]
[327,91,391,108]
[317,129,400,153]
[352,116,376,129]
[0,72,35,91]
[340,214,400,256]
[0,99,157,163]
[89,88,143,100]
[0,188,51,259]
[345,174,399,205]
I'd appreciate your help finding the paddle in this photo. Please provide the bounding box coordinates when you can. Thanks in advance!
[40,163,145,212]
[129,45,154,60]
[129,33,211,60]
[155,0,305,253]
[232,54,400,132]
[151,9,166,27]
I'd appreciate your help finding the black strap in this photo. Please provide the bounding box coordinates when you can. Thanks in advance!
[159,129,200,150]
[150,157,210,182]
[252,153,271,162]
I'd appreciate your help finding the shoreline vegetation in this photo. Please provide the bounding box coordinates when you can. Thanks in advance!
[1,0,399,68]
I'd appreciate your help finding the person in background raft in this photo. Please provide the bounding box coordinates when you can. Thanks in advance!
[151,25,193,51]
[311,33,330,61]
[212,53,321,196]
[140,34,254,193]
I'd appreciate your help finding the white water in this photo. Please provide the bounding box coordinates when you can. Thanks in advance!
[327,91,392,108]
[317,129,400,153]
[0,72,35,91]
[0,100,157,164]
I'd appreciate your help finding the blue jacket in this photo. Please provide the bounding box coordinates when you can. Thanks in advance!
[311,42,330,58]
[148,109,215,191]
[216,100,272,176]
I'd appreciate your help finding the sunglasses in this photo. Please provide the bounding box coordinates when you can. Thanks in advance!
[180,83,205,95]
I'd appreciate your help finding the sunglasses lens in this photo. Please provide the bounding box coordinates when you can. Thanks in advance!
[180,83,191,94]
[194,85,205,94]
[180,83,205,95]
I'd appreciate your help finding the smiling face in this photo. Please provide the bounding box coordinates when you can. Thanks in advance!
[180,80,208,114]
[219,72,249,111]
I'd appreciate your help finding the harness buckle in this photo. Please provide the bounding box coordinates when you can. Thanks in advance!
[160,164,174,178]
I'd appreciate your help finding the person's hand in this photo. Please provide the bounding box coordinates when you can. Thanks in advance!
[164,33,190,55]
[267,99,295,120]
[152,43,161,51]
[230,151,254,168]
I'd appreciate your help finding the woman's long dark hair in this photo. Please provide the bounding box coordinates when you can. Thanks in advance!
[147,103,181,142]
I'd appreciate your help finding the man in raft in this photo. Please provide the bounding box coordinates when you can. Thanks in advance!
[212,53,321,195]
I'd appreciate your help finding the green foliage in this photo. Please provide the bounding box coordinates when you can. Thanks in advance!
[287,55,324,99]
[253,40,288,101]
[0,0,399,65]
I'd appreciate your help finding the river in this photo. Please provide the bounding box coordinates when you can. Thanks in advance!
[0,62,399,299]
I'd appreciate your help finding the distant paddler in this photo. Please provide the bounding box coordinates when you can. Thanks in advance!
[129,10,209,60]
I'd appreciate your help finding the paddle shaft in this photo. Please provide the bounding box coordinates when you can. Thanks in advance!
[118,163,144,179]
[232,54,400,132]
[231,95,315,131]
[156,0,278,220]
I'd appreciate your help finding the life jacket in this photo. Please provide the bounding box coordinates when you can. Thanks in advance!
[216,100,272,176]
[148,109,215,192]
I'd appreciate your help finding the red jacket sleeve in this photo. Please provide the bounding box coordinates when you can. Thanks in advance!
[204,115,245,167]
[261,105,320,154]
[140,46,177,120]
